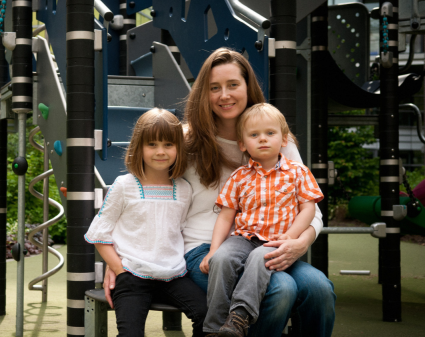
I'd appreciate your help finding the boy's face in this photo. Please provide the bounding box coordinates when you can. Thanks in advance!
[238,115,287,165]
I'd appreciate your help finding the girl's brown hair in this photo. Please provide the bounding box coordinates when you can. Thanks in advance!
[125,108,186,180]
[184,48,265,188]
[236,103,298,148]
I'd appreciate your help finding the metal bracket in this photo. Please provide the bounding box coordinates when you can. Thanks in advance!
[381,2,393,17]
[328,161,337,185]
[94,29,103,51]
[411,0,421,30]
[94,188,104,209]
[95,261,104,283]
[2,32,16,51]
[393,205,407,221]
[371,222,387,238]
[296,37,311,61]
[110,15,124,30]
[380,51,393,68]
[32,38,41,53]
[94,129,103,150]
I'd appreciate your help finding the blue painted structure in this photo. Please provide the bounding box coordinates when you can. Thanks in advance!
[151,0,269,97]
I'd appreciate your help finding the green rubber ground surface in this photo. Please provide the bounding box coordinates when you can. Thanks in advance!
[0,234,424,336]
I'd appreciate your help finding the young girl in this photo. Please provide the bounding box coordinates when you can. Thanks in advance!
[84,108,208,337]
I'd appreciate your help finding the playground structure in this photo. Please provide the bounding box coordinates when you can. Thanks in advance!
[0,0,424,336]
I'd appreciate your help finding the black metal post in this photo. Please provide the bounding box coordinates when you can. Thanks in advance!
[0,32,7,316]
[310,2,329,277]
[119,0,136,75]
[66,0,95,335]
[379,0,401,323]
[269,0,297,133]
[12,0,32,334]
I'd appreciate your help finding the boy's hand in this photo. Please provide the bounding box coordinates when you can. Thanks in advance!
[271,233,292,241]
[200,252,214,274]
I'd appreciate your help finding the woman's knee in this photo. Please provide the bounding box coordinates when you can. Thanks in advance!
[289,261,336,310]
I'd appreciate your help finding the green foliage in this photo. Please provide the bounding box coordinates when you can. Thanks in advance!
[401,167,425,194]
[328,111,380,208]
[7,118,67,242]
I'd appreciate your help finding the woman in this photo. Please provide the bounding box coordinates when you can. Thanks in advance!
[105,48,336,336]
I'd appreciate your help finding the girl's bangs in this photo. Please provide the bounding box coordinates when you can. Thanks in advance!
[142,117,181,144]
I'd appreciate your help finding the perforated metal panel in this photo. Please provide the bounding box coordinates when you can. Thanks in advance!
[328,3,370,87]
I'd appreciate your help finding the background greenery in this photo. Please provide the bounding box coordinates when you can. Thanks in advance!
[7,117,67,242]
[328,110,425,219]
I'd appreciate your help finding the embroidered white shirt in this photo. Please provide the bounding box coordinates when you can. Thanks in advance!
[85,173,192,281]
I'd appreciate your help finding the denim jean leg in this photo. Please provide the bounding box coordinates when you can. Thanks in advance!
[203,236,255,333]
[230,245,277,323]
[112,273,154,337]
[287,261,336,337]
[247,271,297,337]
[184,244,211,293]
[159,275,208,337]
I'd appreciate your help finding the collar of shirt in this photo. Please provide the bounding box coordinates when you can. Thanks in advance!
[247,153,292,176]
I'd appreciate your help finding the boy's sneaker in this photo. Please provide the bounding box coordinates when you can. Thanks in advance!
[218,311,250,337]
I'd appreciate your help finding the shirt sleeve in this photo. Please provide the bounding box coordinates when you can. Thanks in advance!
[310,204,324,240]
[215,175,240,210]
[84,176,125,245]
[295,166,324,204]
[281,138,303,164]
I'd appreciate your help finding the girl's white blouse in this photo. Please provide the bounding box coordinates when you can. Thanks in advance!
[85,174,192,282]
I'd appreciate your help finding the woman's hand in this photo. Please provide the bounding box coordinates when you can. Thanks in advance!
[270,233,292,241]
[263,226,316,271]
[200,252,214,274]
[103,266,117,308]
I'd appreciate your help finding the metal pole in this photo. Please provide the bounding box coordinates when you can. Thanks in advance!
[16,114,27,337]
[0,31,9,317]
[66,0,95,335]
[310,2,329,277]
[119,0,136,75]
[42,140,49,302]
[12,0,33,334]
[379,0,401,322]
[269,0,297,133]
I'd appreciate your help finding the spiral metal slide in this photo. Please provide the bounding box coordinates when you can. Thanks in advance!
[27,127,64,293]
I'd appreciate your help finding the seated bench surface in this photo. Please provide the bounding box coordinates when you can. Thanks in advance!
[85,289,181,312]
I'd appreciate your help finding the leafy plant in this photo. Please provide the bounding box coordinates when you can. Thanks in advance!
[7,117,67,242]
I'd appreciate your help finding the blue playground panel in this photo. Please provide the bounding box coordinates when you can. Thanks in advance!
[95,107,176,185]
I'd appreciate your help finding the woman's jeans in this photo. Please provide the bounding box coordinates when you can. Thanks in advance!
[185,243,336,337]
[112,272,207,337]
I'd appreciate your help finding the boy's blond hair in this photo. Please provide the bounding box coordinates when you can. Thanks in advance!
[125,108,187,181]
[236,103,298,147]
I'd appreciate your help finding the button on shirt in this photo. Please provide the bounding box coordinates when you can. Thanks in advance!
[216,154,324,241]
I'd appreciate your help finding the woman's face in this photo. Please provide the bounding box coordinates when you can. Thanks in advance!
[209,63,248,123]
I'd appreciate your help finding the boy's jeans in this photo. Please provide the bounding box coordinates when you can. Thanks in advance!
[203,236,276,333]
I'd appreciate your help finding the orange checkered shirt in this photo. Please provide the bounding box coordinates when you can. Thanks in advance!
[216,154,324,241]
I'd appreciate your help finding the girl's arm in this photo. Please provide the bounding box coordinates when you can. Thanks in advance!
[273,200,315,240]
[199,206,237,274]
[95,244,125,277]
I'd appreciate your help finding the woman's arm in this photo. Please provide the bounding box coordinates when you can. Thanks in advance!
[199,206,237,274]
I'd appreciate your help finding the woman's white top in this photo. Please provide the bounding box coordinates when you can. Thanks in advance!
[85,173,192,281]
[182,137,323,254]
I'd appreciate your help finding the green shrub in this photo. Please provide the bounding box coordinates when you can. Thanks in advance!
[7,118,67,243]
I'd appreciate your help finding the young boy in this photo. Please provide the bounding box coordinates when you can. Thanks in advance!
[201,103,324,337]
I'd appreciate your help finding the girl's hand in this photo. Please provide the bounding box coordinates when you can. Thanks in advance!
[200,252,214,274]
[103,266,117,308]
[263,236,309,271]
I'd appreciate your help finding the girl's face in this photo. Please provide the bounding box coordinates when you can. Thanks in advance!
[142,140,177,176]
[209,63,248,124]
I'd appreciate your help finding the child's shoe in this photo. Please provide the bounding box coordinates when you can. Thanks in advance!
[218,311,250,337]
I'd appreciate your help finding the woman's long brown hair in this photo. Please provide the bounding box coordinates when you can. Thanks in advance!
[184,48,265,188]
